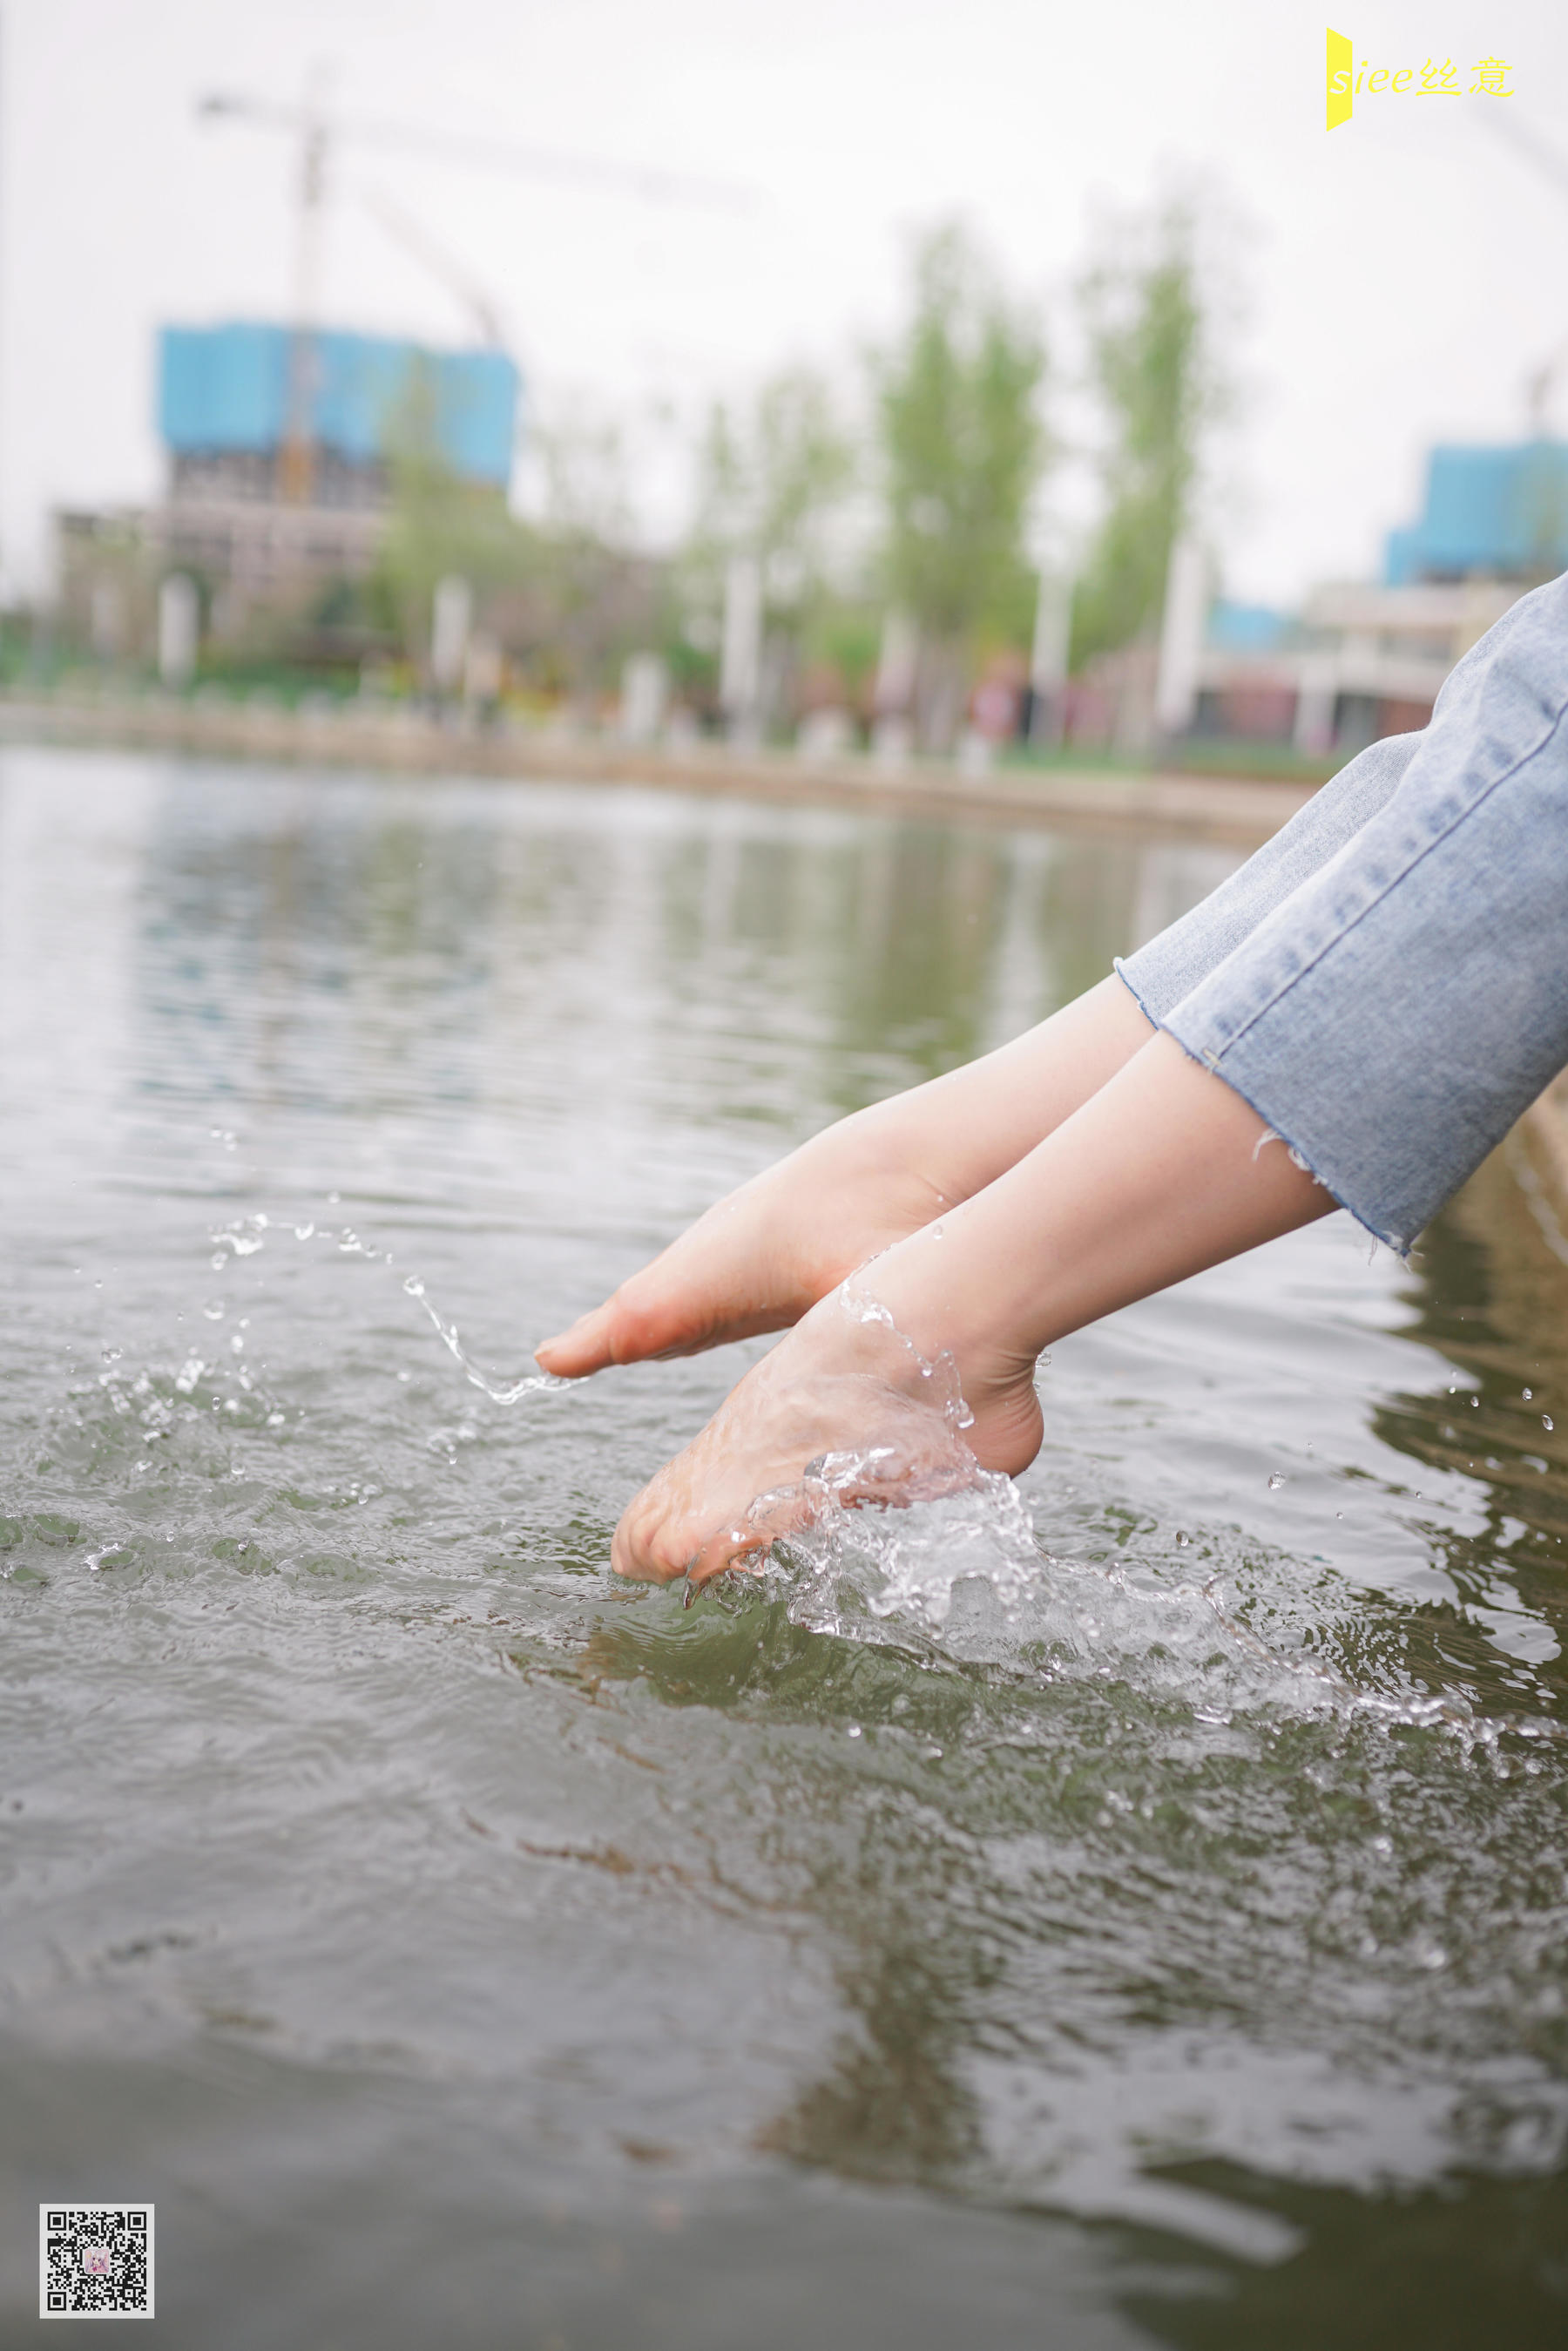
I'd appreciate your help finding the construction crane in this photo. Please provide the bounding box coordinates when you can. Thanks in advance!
[1471,106,1568,438]
[362,189,509,356]
[198,87,757,501]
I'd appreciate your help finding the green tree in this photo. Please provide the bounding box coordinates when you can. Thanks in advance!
[676,366,859,728]
[375,363,531,671]
[1071,192,1230,670]
[685,369,856,627]
[875,224,1046,686]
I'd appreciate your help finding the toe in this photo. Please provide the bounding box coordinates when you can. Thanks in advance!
[611,1485,695,1582]
[535,1302,616,1378]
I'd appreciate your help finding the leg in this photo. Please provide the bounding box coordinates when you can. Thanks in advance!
[540,729,1419,1380]
[612,1033,1331,1582]
[537,973,1154,1373]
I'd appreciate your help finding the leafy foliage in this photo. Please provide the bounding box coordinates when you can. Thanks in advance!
[1071,193,1228,668]
[375,363,531,672]
[686,369,856,622]
[875,224,1047,654]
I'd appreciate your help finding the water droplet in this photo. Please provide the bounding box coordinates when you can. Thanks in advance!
[1524,1388,1533,1401]
[1544,1416,1555,1433]
[210,1253,226,1272]
[100,1345,121,1364]
[1174,1530,1191,1548]
[847,1724,862,1739]
[1267,1472,1286,1490]
[203,1300,225,1321]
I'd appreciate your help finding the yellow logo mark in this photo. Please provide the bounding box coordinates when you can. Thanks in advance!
[1327,30,1512,125]
[1327,27,1353,129]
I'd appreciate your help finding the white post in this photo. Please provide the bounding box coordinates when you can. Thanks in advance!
[1293,654,1339,755]
[431,575,473,697]
[1028,573,1071,745]
[1154,534,1209,738]
[620,653,669,744]
[871,608,918,763]
[158,573,199,688]
[720,556,762,739]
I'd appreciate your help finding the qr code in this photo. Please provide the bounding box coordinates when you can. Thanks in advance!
[40,2205,154,2320]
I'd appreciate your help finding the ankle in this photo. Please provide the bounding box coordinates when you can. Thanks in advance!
[811,1241,1045,1480]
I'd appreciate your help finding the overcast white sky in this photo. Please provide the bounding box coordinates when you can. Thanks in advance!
[3,0,1566,604]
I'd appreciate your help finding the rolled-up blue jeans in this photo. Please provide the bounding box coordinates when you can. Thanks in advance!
[1115,569,1568,1254]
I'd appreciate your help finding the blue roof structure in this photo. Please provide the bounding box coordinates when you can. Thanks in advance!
[158,322,520,486]
[1206,599,1291,652]
[1384,441,1568,585]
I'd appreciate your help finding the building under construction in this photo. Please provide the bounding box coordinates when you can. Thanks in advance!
[56,321,521,663]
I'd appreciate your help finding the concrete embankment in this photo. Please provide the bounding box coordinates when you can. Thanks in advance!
[1518,1074,1568,1250]
[0,692,1316,850]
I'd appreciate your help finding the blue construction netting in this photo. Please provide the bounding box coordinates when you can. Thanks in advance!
[158,322,520,485]
[1206,599,1292,651]
[1384,442,1568,583]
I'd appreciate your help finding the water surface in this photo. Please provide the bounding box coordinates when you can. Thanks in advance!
[2,746,1565,2347]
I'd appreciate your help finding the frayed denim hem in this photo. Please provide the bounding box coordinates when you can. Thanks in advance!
[1112,958,1164,1031]
[1153,1015,1414,1264]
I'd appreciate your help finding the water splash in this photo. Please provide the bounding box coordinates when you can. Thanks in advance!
[701,1282,1568,1749]
[717,1272,1036,1635]
[206,1202,575,1409]
[401,1275,573,1406]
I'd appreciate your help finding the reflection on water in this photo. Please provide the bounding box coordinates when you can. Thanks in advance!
[0,747,1564,2348]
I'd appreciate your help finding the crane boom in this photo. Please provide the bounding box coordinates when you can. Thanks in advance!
[198,92,759,215]
[362,189,508,355]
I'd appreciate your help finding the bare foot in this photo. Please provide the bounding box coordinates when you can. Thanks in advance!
[605,1019,1332,1587]
[537,978,1157,1379]
[610,1247,1045,1586]
[535,1121,955,1378]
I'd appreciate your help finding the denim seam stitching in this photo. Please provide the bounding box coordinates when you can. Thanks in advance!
[1198,691,1568,1065]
